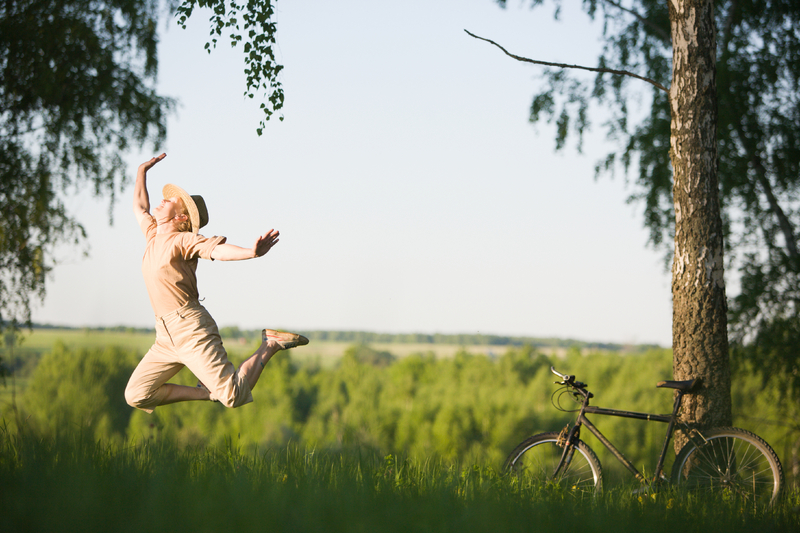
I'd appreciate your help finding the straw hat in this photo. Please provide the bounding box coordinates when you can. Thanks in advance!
[162,184,208,234]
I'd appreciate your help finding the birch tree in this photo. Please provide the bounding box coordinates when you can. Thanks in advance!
[472,0,735,434]
[667,0,731,435]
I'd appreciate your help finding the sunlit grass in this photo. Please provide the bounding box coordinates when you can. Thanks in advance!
[1,430,798,533]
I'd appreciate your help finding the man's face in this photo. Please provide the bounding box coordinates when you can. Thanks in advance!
[154,196,186,220]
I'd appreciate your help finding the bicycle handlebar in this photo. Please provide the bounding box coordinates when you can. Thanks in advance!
[550,366,570,381]
[550,366,589,391]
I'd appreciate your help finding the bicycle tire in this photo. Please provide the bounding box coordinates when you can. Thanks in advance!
[504,432,603,493]
[671,427,784,507]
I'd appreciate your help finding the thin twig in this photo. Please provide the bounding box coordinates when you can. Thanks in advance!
[464,29,669,93]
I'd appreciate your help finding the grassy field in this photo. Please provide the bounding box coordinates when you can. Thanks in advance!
[10,327,514,358]
[4,327,577,375]
[11,328,157,354]
[8,327,614,358]
[1,430,798,533]
[2,330,799,531]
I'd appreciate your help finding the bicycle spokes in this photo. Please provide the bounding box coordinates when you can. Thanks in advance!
[673,430,783,507]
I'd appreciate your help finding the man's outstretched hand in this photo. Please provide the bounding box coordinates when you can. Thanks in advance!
[210,229,280,261]
[134,153,166,224]
[253,229,280,258]
[139,153,167,173]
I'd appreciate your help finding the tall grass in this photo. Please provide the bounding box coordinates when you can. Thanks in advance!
[1,430,798,533]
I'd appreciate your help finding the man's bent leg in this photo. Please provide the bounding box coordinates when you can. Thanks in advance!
[169,304,254,409]
[125,343,184,413]
[157,383,210,405]
[238,338,282,390]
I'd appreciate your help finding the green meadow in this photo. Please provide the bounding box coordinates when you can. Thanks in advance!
[1,328,798,531]
[2,431,798,533]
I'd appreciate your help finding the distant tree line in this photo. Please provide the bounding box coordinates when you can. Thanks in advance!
[301,331,654,351]
[19,325,661,351]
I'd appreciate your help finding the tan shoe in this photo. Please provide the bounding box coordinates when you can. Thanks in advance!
[262,329,310,349]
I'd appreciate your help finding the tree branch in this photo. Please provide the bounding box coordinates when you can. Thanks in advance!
[464,30,669,93]
[601,0,670,43]
[718,0,739,62]
[735,123,800,262]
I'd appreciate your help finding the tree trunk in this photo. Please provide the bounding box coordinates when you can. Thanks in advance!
[668,0,732,450]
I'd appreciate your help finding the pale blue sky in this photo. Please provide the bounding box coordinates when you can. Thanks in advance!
[32,0,673,346]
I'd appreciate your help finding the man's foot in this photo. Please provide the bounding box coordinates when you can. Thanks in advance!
[262,329,309,349]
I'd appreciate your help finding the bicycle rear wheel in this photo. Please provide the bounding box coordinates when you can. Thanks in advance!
[504,432,603,494]
[671,427,784,507]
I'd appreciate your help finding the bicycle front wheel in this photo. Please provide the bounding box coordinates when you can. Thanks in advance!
[671,427,784,507]
[504,432,603,494]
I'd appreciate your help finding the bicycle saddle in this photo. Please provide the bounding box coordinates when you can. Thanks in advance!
[656,378,702,392]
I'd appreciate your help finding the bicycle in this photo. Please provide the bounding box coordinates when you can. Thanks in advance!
[504,366,784,506]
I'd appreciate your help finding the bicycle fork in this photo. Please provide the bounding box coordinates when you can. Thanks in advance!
[553,423,583,480]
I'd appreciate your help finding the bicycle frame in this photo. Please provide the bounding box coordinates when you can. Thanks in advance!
[556,377,693,485]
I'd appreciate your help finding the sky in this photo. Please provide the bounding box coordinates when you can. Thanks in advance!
[31,0,674,346]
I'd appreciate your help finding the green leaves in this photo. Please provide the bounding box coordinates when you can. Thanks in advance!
[20,343,139,441]
[0,0,173,328]
[517,0,800,350]
[1,0,286,327]
[527,68,591,153]
[176,0,284,134]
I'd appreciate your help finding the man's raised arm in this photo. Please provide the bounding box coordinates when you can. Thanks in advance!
[134,153,166,226]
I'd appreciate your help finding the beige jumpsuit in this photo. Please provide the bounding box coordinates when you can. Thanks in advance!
[124,215,253,412]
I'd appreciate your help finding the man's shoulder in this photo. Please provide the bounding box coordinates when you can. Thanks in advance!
[138,213,157,236]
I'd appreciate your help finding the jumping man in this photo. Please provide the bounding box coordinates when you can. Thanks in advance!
[125,153,308,412]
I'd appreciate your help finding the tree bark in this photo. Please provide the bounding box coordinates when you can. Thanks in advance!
[668,0,732,450]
